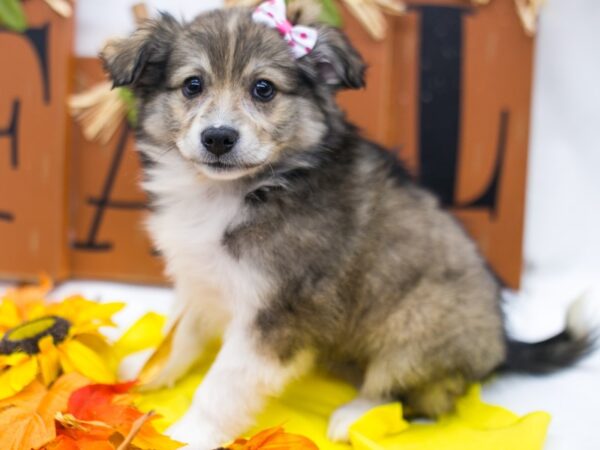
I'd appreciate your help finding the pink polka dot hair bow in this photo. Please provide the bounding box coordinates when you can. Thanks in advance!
[252,0,318,58]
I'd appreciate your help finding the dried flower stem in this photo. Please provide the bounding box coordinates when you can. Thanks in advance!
[69,81,128,145]
[44,0,73,18]
[514,0,545,36]
[117,411,154,450]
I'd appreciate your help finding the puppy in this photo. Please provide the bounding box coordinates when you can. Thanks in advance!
[101,2,592,448]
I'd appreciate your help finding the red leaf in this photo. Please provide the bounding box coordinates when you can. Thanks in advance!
[56,381,183,449]
[68,381,137,419]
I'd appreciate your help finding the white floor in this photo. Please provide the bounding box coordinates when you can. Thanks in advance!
[2,277,599,450]
[485,272,600,450]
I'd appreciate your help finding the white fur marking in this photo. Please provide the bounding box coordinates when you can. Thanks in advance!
[567,294,598,340]
[168,323,313,449]
[142,156,314,448]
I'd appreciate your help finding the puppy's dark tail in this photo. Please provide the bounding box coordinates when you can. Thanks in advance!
[502,298,597,374]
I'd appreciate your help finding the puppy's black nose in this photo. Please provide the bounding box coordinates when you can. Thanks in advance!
[201,127,239,156]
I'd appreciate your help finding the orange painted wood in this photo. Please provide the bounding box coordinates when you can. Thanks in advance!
[339,1,533,288]
[0,1,74,281]
[69,59,165,284]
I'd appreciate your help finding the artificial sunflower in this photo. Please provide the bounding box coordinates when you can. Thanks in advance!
[0,279,125,399]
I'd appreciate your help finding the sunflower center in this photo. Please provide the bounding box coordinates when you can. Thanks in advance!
[0,316,71,355]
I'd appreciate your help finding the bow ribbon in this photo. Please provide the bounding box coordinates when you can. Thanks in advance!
[252,0,318,59]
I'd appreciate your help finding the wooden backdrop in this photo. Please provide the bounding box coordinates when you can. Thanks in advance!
[0,1,73,280]
[0,0,533,289]
[340,0,533,288]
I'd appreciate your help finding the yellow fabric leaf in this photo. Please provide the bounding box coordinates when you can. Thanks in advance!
[113,312,167,360]
[347,386,551,450]
[138,341,550,450]
[59,340,116,384]
[132,418,186,450]
[349,403,408,440]
[136,316,181,386]
[135,366,206,432]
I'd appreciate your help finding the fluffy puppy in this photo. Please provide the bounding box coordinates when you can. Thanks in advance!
[101,3,591,449]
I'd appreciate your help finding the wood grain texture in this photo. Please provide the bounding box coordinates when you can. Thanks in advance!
[339,0,533,288]
[0,1,74,281]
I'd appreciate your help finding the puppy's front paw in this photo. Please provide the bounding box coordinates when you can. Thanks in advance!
[167,410,229,450]
[327,398,380,442]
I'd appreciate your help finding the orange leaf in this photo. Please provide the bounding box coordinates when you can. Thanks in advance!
[43,434,115,450]
[42,435,80,450]
[0,404,50,450]
[132,415,185,450]
[0,380,46,411]
[95,402,144,435]
[42,373,91,419]
[0,381,54,450]
[77,439,116,450]
[56,420,114,442]
[58,382,183,450]
[0,374,92,450]
[228,427,319,450]
[5,274,53,309]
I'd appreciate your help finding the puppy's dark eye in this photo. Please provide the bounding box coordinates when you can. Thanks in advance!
[252,80,276,102]
[182,77,203,98]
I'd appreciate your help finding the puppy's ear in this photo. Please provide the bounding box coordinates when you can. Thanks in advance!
[299,26,366,90]
[100,13,181,88]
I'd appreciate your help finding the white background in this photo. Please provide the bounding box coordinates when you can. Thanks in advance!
[6,1,600,449]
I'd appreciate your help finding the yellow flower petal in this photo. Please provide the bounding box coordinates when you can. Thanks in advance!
[58,348,76,374]
[87,301,126,324]
[76,332,119,374]
[23,301,48,321]
[9,358,38,391]
[37,336,61,386]
[59,339,116,384]
[50,297,125,330]
[1,352,29,366]
[0,357,38,400]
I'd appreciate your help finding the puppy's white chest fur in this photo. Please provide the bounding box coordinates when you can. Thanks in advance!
[144,160,264,311]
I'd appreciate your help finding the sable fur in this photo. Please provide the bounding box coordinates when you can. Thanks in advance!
[101,5,593,448]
